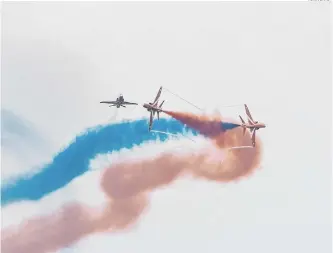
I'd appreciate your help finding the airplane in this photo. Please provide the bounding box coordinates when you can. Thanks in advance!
[100,94,138,108]
[142,86,165,131]
[239,104,266,147]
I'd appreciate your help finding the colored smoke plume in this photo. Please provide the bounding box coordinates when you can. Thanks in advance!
[192,127,262,182]
[2,146,261,253]
[1,111,263,253]
[163,110,262,181]
[1,154,188,253]
[163,110,224,137]
[101,154,189,199]
[1,195,148,253]
[1,118,197,206]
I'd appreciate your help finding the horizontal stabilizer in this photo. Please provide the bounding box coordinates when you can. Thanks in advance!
[239,115,245,124]
[251,129,256,147]
[242,127,246,136]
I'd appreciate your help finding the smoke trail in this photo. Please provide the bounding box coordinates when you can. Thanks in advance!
[2,135,261,253]
[1,195,149,253]
[163,110,224,137]
[163,110,240,137]
[1,118,198,206]
[163,110,262,181]
[1,153,189,253]
[1,111,262,253]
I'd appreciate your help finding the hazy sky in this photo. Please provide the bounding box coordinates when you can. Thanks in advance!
[1,109,54,182]
[1,1,331,253]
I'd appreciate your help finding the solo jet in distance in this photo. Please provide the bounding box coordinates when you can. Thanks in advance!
[143,86,165,131]
[100,94,138,108]
[239,104,266,147]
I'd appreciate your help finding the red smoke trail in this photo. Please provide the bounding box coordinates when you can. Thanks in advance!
[163,110,224,137]
[1,112,263,253]
[163,110,262,181]
[1,195,148,253]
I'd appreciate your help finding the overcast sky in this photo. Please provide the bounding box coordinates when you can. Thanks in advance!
[1,1,331,253]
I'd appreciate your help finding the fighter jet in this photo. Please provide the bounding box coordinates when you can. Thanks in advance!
[100,94,138,108]
[239,104,266,147]
[143,86,165,131]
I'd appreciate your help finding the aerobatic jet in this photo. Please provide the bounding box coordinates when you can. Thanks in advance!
[100,94,138,108]
[239,104,266,147]
[143,86,165,131]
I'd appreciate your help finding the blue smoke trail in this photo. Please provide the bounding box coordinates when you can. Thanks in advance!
[1,118,239,206]
[1,118,198,206]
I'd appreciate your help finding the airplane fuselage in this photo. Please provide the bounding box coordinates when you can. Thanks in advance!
[243,122,266,130]
[115,96,125,108]
[143,103,163,112]
[114,101,122,108]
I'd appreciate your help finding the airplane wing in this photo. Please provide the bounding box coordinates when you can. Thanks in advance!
[153,86,163,105]
[149,111,154,131]
[251,129,256,147]
[123,101,138,105]
[244,104,255,124]
[100,101,117,104]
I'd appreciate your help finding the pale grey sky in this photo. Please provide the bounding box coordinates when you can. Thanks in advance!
[1,2,331,253]
[1,109,53,182]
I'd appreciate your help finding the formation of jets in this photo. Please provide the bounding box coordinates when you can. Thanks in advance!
[100,87,165,131]
[100,87,265,147]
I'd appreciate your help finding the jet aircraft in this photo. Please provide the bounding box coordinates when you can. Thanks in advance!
[143,86,165,131]
[100,94,138,108]
[239,104,266,147]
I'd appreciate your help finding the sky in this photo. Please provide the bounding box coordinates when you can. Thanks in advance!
[1,1,332,253]
[1,109,54,183]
